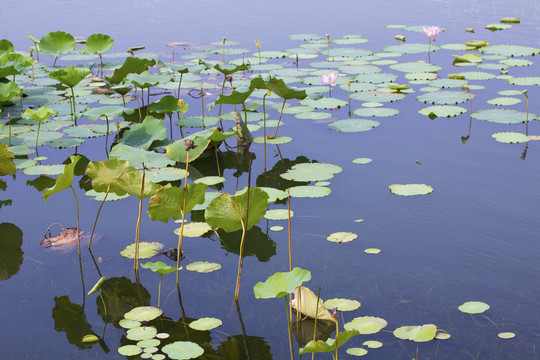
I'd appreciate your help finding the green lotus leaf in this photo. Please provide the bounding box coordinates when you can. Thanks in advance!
[0,144,16,176]
[146,167,187,183]
[0,39,15,57]
[487,97,521,106]
[498,332,516,339]
[363,340,383,348]
[465,40,489,48]
[457,71,496,81]
[501,58,533,67]
[21,106,57,122]
[350,91,405,102]
[23,164,65,176]
[42,155,81,201]
[186,261,221,273]
[213,63,249,75]
[0,81,21,102]
[353,107,399,117]
[141,261,177,275]
[259,77,307,100]
[105,57,157,84]
[294,112,331,120]
[126,70,172,88]
[148,95,183,114]
[179,115,219,128]
[162,341,204,360]
[80,34,114,54]
[147,183,208,222]
[109,143,175,169]
[127,326,158,341]
[343,316,388,334]
[236,186,287,203]
[254,267,311,299]
[324,298,361,311]
[39,31,77,58]
[453,53,483,63]
[508,77,540,86]
[404,72,438,81]
[88,158,155,196]
[390,62,441,73]
[346,347,368,356]
[327,119,380,132]
[264,209,293,220]
[83,105,133,121]
[49,66,91,88]
[429,79,468,88]
[299,330,360,355]
[166,127,230,163]
[85,190,129,201]
[205,188,269,232]
[118,345,142,356]
[88,276,105,295]
[339,65,381,75]
[289,33,323,41]
[192,176,225,186]
[389,184,433,196]
[280,162,342,182]
[299,97,348,109]
[416,91,473,105]
[481,44,540,57]
[82,334,99,343]
[174,222,212,237]
[124,305,163,321]
[485,23,512,31]
[393,324,437,342]
[458,301,490,314]
[383,43,440,54]
[0,64,20,78]
[419,105,467,118]
[356,73,398,84]
[352,157,372,164]
[289,186,331,198]
[189,317,222,331]
[472,109,536,124]
[492,132,529,143]
[119,116,167,150]
[325,47,373,58]
[120,242,164,259]
[119,319,140,329]
[327,232,357,243]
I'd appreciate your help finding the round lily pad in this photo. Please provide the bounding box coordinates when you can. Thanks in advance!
[288,186,331,198]
[353,107,399,117]
[353,158,372,164]
[508,77,540,86]
[363,340,383,349]
[393,324,437,342]
[23,164,65,176]
[324,298,361,311]
[429,79,468,89]
[327,232,357,243]
[458,301,490,314]
[264,209,294,220]
[481,45,540,57]
[156,333,170,339]
[472,109,536,124]
[346,348,368,356]
[389,184,433,196]
[120,242,164,259]
[383,43,440,54]
[118,345,142,356]
[416,91,472,105]
[458,71,496,81]
[174,222,212,237]
[253,136,293,144]
[194,176,226,186]
[327,119,380,132]
[189,317,222,331]
[390,62,441,73]
[162,341,204,360]
[419,105,467,118]
[364,248,381,254]
[487,97,521,106]
[350,91,404,103]
[146,167,187,183]
[127,326,158,341]
[280,162,342,182]
[344,316,388,334]
[299,98,348,109]
[492,132,529,143]
[270,226,284,231]
[185,261,221,273]
[119,319,141,329]
[498,332,516,339]
[138,339,161,348]
[125,306,163,322]
[500,59,533,67]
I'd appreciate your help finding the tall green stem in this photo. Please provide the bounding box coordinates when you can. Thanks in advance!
[89,185,109,249]
[158,274,163,308]
[273,98,287,138]
[176,156,190,286]
[70,87,77,125]
[234,223,247,303]
[134,167,146,272]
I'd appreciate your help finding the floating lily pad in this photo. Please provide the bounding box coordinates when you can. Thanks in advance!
[364,248,381,254]
[162,341,204,360]
[508,77,540,86]
[127,326,158,341]
[299,98,348,109]
[458,71,496,81]
[436,332,451,340]
[120,242,164,259]
[487,97,521,106]
[498,332,516,339]
[492,132,529,143]
[189,317,222,331]
[350,91,404,102]
[390,62,441,73]
[270,226,284,231]
[110,144,175,169]
[472,109,536,124]
[344,316,388,334]
[327,232,357,243]
[356,73,398,84]
[429,79,468,88]
[253,136,293,144]
[416,91,472,105]
[194,176,226,186]
[289,186,331,198]
[124,306,163,322]
[119,319,141,329]
[327,119,380,132]
[324,298,361,311]
[294,112,332,120]
[419,105,467,118]
[353,107,399,117]
[501,58,533,67]
[363,340,383,349]
[185,261,221,273]
[458,301,490,314]
[389,184,433,196]
[383,43,440,54]
[394,324,437,342]
[146,167,187,183]
[485,23,512,31]
[264,209,294,220]
[137,339,160,348]
[118,345,142,356]
[280,162,342,182]
[481,45,540,57]
[353,158,372,164]
[174,222,212,237]
[346,348,368,356]
[23,164,65,176]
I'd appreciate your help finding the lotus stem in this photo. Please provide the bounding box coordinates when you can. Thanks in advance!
[176,155,190,286]
[201,87,205,129]
[53,56,58,67]
[176,73,183,99]
[272,98,287,139]
[134,166,146,272]
[218,76,227,116]
[326,34,330,59]
[348,79,352,118]
[134,86,142,122]
[89,185,109,249]
[311,286,321,360]
[234,222,248,303]
[222,37,226,64]
[7,111,11,146]
[99,291,107,315]
[121,94,126,108]
[214,147,221,176]
[147,88,150,116]
[70,87,77,125]
[69,185,81,256]
[524,92,529,135]
[285,296,295,360]
[287,188,292,272]
[158,274,163,308]
[99,54,104,78]
[263,92,267,171]
[105,115,110,157]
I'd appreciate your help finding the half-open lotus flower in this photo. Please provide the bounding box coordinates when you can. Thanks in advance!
[421,26,442,41]
[321,72,339,87]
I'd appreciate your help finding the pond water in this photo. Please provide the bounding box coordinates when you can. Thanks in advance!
[1,1,540,359]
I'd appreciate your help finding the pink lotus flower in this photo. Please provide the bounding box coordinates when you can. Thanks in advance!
[321,72,339,87]
[421,25,442,41]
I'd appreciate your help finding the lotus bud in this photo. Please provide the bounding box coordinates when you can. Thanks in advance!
[522,89,528,96]
[326,34,330,42]
[266,90,272,96]
[183,139,198,151]
[331,307,338,322]
[348,79,351,87]
[7,112,11,120]
[226,76,233,82]
[177,100,184,107]
[222,37,226,45]
[255,39,261,49]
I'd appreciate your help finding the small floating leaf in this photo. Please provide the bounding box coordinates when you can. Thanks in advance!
[82,334,99,343]
[327,119,380,132]
[118,345,142,356]
[120,242,164,259]
[127,326,158,341]
[141,261,177,275]
[346,348,368,356]
[174,222,212,237]
[363,340,383,348]
[280,162,342,182]
[162,341,204,360]
[364,248,381,254]
[289,186,331,198]
[458,301,490,314]
[119,319,141,329]
[389,184,433,196]
[264,209,294,220]
[324,298,361,311]
[344,316,388,334]
[498,332,516,339]
[185,261,221,273]
[124,306,163,322]
[393,324,437,342]
[419,105,466,118]
[189,317,222,331]
[327,232,357,243]
[352,158,372,164]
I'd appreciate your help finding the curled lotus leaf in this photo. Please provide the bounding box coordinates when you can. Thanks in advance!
[299,330,360,355]
[291,286,334,321]
[253,267,311,299]
[393,324,437,342]
[141,261,177,275]
[124,306,163,322]
[344,316,388,334]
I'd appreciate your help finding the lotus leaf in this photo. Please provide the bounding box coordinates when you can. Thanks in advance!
[39,31,77,58]
[127,326,158,341]
[481,45,540,57]
[174,222,212,237]
[82,334,99,343]
[148,95,184,114]
[487,97,521,106]
[236,186,287,202]
[393,324,437,342]
[383,43,440,54]
[327,232,357,243]
[88,276,105,295]
[353,108,399,117]
[0,81,21,102]
[80,34,114,54]
[300,98,348,109]
[346,347,368,356]
[0,144,16,176]
[105,57,157,84]
[498,332,516,339]
[350,91,404,103]
[189,317,222,331]
[416,91,472,105]
[327,119,380,132]
[390,62,441,73]
[0,39,14,57]
[352,157,372,164]
[253,267,311,299]
[458,301,490,314]
[264,209,293,220]
[389,184,433,196]
[419,105,467,118]
[324,298,361,311]
[141,261,177,275]
[185,261,221,273]
[126,70,172,88]
[485,23,512,31]
[294,112,331,120]
[472,109,536,124]
[83,105,133,121]
[280,162,342,182]
[356,73,398,83]
[364,248,381,254]
[363,340,383,348]
[291,286,333,320]
[118,345,142,356]
[299,330,360,355]
[119,319,141,329]
[42,155,81,201]
[270,226,283,231]
[162,341,204,360]
[124,306,163,322]
[120,242,164,259]
[147,183,208,223]
[508,77,540,86]
[49,66,91,88]
[289,186,331,198]
[23,164,66,176]
[119,116,167,149]
[110,143,174,169]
